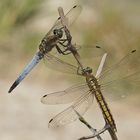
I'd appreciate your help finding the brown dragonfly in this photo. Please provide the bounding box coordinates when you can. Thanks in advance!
[41,48,140,131]
[8,5,82,93]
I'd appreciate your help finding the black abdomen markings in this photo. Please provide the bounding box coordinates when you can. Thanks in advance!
[95,90,117,132]
[87,77,117,132]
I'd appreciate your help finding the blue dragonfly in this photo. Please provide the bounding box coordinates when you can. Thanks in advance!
[8,5,82,93]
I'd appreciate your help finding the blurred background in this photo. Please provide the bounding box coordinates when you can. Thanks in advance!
[0,0,140,140]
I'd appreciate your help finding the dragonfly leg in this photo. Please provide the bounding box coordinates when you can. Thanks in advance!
[55,44,65,54]
[59,38,68,43]
[58,40,68,47]
[55,40,74,55]
[55,44,70,55]
[59,38,73,48]
[76,66,83,76]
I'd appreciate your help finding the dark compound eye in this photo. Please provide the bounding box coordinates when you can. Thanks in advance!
[53,29,57,35]
[53,29,63,38]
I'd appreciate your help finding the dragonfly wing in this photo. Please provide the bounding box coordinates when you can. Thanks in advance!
[78,46,107,76]
[101,71,140,101]
[95,53,107,78]
[46,5,82,36]
[43,53,78,74]
[41,83,88,104]
[79,45,106,58]
[48,92,94,128]
[99,50,140,101]
[99,50,140,85]
[8,52,42,93]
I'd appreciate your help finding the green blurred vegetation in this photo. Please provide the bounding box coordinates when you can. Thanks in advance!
[0,0,44,56]
[82,1,140,53]
[0,0,43,33]
[0,0,45,79]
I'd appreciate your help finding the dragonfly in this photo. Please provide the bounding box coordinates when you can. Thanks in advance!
[41,48,140,132]
[8,5,82,93]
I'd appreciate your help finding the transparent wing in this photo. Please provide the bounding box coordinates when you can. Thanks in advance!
[100,71,140,101]
[99,50,140,85]
[79,45,107,76]
[48,92,94,128]
[46,5,82,37]
[43,45,106,75]
[43,53,78,74]
[41,83,88,104]
[79,45,106,58]
[98,50,140,101]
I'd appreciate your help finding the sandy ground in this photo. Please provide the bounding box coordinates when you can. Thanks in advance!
[0,79,140,140]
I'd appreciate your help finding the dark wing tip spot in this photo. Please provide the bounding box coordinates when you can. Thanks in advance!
[73,5,77,8]
[96,46,101,49]
[43,95,47,98]
[131,49,136,53]
[49,119,53,123]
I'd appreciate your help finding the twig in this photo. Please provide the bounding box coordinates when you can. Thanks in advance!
[73,109,103,140]
[58,7,84,70]
[79,126,108,140]
[75,108,118,140]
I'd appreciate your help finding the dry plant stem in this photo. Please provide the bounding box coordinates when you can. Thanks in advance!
[74,109,103,140]
[58,6,118,140]
[79,126,108,140]
[58,7,84,70]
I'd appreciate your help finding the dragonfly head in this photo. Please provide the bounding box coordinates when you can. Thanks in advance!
[53,29,63,38]
[82,67,92,75]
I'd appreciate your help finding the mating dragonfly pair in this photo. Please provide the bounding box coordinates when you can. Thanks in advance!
[9,5,140,132]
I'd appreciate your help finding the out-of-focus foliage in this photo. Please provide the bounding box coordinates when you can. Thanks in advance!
[0,0,44,78]
[0,0,43,34]
[80,1,140,54]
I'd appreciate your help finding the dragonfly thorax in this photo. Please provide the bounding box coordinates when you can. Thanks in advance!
[87,76,101,92]
[82,67,92,75]
[39,29,63,55]
[39,35,60,55]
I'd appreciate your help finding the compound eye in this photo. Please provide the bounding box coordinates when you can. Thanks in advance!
[53,29,57,35]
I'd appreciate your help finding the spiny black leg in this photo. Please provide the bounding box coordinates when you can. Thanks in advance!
[76,66,82,76]
[58,41,67,47]
[62,49,72,55]
[59,39,67,42]
[55,44,69,55]
[59,39,69,46]
[55,44,65,54]
[56,41,71,55]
